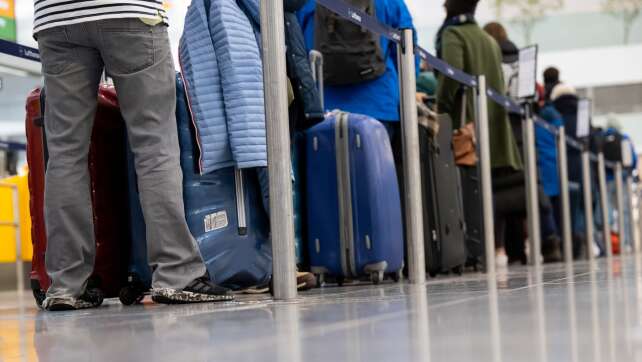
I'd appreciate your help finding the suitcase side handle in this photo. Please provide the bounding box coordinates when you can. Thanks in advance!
[309,50,324,110]
[34,87,47,128]
[234,168,248,236]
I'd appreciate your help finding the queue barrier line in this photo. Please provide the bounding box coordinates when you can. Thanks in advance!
[2,0,628,292]
[0,141,27,151]
[316,0,602,162]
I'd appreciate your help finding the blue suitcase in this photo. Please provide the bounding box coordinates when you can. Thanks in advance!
[305,111,404,285]
[124,75,272,295]
[118,142,153,305]
[177,74,272,290]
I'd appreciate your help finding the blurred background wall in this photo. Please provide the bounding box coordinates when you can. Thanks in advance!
[3,0,642,149]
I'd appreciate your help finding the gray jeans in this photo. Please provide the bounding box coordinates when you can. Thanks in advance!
[37,19,206,299]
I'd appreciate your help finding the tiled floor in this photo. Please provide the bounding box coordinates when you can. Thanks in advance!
[1,256,642,362]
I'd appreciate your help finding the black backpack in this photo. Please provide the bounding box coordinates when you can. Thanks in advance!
[314,0,386,86]
[603,131,624,163]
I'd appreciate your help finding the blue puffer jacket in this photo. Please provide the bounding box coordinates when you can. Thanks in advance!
[180,0,267,174]
[536,105,563,197]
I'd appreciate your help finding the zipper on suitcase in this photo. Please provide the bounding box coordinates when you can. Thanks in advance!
[234,168,248,235]
[335,112,356,277]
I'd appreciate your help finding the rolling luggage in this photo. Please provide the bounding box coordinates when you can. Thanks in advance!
[459,166,485,265]
[305,111,404,285]
[118,143,152,305]
[124,74,272,291]
[26,86,132,306]
[419,112,467,276]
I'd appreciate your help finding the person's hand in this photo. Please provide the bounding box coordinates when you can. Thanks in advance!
[416,92,428,103]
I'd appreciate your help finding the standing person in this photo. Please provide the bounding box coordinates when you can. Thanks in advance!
[543,67,560,102]
[435,0,523,267]
[34,1,233,311]
[534,88,564,263]
[483,22,519,98]
[551,83,586,259]
[297,0,417,168]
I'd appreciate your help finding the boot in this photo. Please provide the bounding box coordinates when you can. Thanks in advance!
[542,235,563,263]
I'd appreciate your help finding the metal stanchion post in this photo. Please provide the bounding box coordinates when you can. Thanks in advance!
[558,127,573,265]
[581,150,595,263]
[598,152,612,258]
[615,163,626,254]
[397,29,425,284]
[475,76,496,274]
[260,0,297,300]
[523,110,542,266]
[626,174,639,253]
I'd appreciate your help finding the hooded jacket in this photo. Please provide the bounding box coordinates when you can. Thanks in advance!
[536,105,563,197]
[284,0,324,126]
[180,0,267,174]
[552,91,582,183]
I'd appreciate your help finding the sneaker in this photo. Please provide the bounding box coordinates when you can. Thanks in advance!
[42,287,104,312]
[495,250,509,269]
[151,277,234,304]
[542,235,563,263]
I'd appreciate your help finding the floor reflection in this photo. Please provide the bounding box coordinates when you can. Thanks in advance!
[1,257,642,361]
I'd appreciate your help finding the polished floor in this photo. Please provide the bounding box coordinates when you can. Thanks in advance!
[2,257,642,362]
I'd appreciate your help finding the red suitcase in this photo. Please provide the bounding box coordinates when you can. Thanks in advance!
[26,86,132,306]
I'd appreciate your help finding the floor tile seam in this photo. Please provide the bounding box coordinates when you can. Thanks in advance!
[498,272,594,295]
[423,272,594,311]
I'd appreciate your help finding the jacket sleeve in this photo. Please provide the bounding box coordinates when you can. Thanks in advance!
[296,0,316,51]
[210,0,268,169]
[436,28,464,117]
[387,0,419,74]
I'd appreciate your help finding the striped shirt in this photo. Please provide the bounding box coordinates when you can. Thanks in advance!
[33,0,168,34]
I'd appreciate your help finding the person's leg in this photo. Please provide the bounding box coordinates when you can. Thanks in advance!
[38,25,104,304]
[95,19,213,294]
[540,207,562,263]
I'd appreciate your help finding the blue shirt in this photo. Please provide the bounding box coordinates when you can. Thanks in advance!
[297,0,415,122]
[536,105,563,197]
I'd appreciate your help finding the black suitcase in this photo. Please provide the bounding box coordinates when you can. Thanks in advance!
[419,112,467,276]
[459,166,484,266]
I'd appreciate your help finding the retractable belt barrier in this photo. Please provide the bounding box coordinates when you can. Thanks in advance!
[314,0,634,268]
[0,141,26,152]
[0,39,40,63]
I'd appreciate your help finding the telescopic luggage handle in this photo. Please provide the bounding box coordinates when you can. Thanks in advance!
[309,50,325,110]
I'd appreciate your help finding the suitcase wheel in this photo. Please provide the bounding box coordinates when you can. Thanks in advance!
[452,265,464,276]
[390,269,403,283]
[33,288,46,308]
[370,271,384,285]
[31,279,46,308]
[119,285,146,305]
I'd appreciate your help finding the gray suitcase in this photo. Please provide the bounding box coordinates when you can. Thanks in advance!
[419,111,467,276]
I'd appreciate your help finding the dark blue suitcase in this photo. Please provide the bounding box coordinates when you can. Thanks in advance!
[305,111,404,285]
[124,74,272,295]
[119,142,153,305]
[177,74,272,290]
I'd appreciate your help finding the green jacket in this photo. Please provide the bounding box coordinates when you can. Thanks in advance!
[436,24,523,171]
